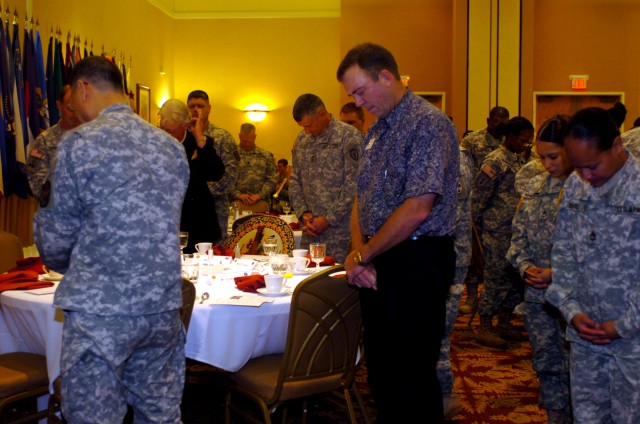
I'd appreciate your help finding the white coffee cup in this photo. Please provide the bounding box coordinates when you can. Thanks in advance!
[289,256,310,272]
[264,274,284,293]
[292,249,308,257]
[195,242,212,255]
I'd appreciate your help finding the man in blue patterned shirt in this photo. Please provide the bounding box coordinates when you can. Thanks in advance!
[338,43,459,423]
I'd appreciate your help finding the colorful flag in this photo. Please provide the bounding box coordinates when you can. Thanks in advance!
[34,27,49,132]
[23,26,40,146]
[46,31,57,126]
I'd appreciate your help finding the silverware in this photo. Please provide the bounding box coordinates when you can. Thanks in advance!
[200,292,209,304]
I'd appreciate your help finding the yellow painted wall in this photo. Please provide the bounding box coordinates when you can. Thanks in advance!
[29,0,176,121]
[340,0,455,133]
[528,0,640,130]
[172,17,341,164]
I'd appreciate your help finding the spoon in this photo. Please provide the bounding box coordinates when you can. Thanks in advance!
[200,292,209,304]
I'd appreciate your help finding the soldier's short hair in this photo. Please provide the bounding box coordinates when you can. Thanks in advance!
[187,90,209,103]
[70,56,123,93]
[292,94,325,122]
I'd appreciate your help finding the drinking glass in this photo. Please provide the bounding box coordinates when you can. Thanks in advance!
[262,236,279,257]
[179,231,189,256]
[282,202,291,215]
[309,243,326,273]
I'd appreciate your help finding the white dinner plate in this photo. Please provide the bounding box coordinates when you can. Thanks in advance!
[256,288,290,297]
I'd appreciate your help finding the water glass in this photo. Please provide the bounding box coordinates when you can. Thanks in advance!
[263,237,279,257]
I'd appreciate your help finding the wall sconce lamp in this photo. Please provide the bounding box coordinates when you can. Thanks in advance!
[401,75,410,87]
[245,103,270,123]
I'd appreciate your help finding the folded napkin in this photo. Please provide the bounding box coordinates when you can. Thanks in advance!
[234,274,265,293]
[289,222,300,230]
[10,257,47,274]
[212,244,234,258]
[0,270,54,293]
[305,255,336,268]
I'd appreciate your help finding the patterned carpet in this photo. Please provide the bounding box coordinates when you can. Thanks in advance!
[449,308,547,423]
[180,289,548,423]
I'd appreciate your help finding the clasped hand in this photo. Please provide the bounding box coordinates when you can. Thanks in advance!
[300,213,329,237]
[345,251,377,290]
[572,313,619,345]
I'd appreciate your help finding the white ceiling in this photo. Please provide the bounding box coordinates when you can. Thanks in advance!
[146,0,341,19]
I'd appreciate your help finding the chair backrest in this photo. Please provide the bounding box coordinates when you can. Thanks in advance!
[274,265,362,400]
[230,199,270,214]
[224,213,295,255]
[181,278,196,333]
[0,231,23,273]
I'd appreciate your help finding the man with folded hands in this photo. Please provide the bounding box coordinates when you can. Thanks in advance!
[338,43,459,423]
[289,93,363,263]
[34,56,189,423]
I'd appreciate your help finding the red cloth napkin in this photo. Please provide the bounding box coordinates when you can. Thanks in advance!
[10,257,47,274]
[234,275,265,293]
[0,269,54,293]
[305,255,336,268]
[289,222,300,230]
[212,244,234,258]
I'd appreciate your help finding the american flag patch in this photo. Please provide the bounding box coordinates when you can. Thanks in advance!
[481,164,496,178]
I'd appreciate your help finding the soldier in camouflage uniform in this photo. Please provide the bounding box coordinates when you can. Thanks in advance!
[289,93,363,263]
[34,56,189,423]
[25,84,80,201]
[621,125,640,158]
[187,90,239,242]
[514,152,546,196]
[472,116,533,349]
[231,122,277,205]
[459,106,510,315]
[438,145,474,419]
[546,107,640,423]
[507,115,573,424]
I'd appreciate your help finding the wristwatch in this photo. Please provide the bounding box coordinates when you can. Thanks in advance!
[354,250,369,266]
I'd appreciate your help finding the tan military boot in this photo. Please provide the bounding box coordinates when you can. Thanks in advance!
[459,282,478,314]
[476,315,508,350]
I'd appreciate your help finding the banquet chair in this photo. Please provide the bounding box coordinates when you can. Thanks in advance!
[225,214,295,255]
[0,352,49,424]
[230,199,270,214]
[224,265,369,424]
[47,278,198,423]
[0,231,23,274]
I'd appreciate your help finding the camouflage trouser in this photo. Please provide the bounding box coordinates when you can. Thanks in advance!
[570,342,640,423]
[214,195,230,243]
[60,310,185,424]
[437,266,468,394]
[522,301,570,411]
[477,230,523,318]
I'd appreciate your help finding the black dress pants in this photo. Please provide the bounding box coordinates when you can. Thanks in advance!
[360,235,455,423]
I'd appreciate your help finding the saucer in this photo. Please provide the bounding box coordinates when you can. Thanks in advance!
[256,288,289,297]
[293,268,312,275]
[39,273,63,281]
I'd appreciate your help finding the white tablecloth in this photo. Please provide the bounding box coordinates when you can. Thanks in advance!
[0,258,320,386]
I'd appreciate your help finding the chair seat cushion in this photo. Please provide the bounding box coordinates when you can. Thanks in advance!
[0,352,49,397]
[229,354,344,402]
